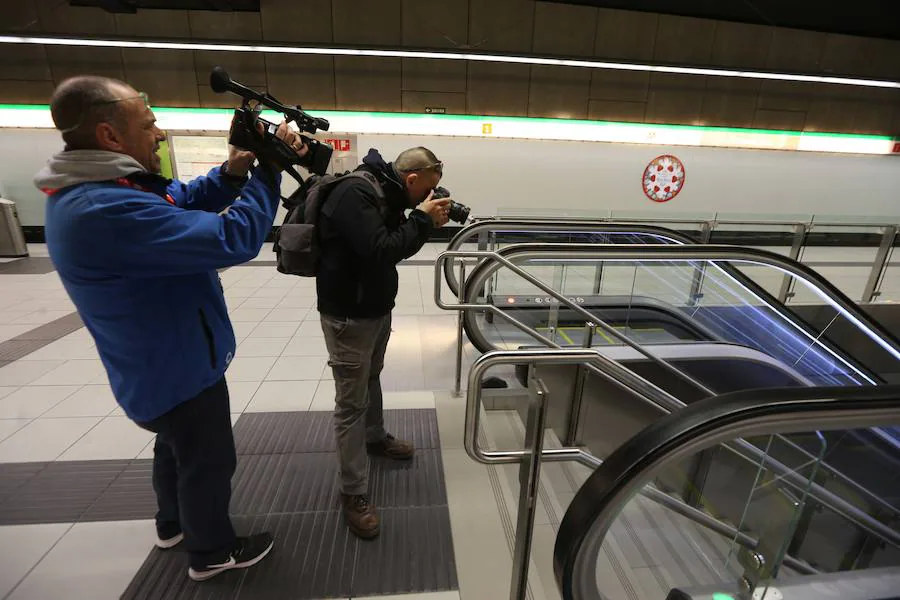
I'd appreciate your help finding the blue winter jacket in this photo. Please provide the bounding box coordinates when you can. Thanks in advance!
[34,150,282,422]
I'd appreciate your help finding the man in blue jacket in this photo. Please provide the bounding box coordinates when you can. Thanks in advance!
[34,75,306,582]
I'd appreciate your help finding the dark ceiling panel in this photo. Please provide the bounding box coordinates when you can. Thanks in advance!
[402,0,468,49]
[590,70,650,103]
[39,0,118,34]
[0,45,53,82]
[537,1,900,41]
[115,9,191,37]
[653,15,715,65]
[333,0,401,46]
[469,0,536,53]
[69,1,260,12]
[594,8,657,62]
[528,65,591,119]
[265,54,336,110]
[588,99,646,122]
[122,48,199,106]
[46,47,126,84]
[334,56,401,112]
[467,62,530,116]
[700,78,759,128]
[644,72,706,125]
[402,59,467,94]
[710,21,772,70]
[765,28,825,74]
[189,10,265,86]
[533,2,597,57]
[259,0,332,44]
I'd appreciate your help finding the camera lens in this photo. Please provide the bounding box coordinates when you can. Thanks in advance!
[448,200,470,224]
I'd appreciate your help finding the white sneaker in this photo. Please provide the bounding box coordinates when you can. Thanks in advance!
[156,532,184,549]
[188,533,274,582]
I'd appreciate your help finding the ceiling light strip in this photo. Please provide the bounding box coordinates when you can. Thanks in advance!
[0,104,892,155]
[0,34,898,90]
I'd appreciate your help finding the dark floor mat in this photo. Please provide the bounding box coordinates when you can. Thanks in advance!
[121,507,456,600]
[0,409,458,597]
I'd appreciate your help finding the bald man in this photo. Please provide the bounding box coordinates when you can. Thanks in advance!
[315,147,449,538]
[34,76,306,582]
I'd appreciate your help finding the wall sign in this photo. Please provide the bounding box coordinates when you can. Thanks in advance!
[642,154,685,203]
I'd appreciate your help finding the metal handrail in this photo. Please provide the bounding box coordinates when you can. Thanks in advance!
[442,243,900,363]
[436,249,718,399]
[553,384,900,600]
[445,242,900,514]
[486,213,900,229]
[442,219,695,296]
[466,349,900,572]
[460,215,900,303]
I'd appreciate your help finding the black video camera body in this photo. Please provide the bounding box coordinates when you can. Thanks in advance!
[432,186,470,224]
[210,66,333,183]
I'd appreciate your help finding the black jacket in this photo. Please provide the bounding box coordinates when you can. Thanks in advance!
[316,149,433,318]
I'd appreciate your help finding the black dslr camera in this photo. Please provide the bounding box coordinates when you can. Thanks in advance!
[210,66,332,184]
[432,186,470,224]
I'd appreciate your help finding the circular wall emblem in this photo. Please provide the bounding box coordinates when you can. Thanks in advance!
[642,155,685,203]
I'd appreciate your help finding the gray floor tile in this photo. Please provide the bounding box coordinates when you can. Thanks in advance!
[0,417,101,463]
[8,520,156,600]
[0,522,71,599]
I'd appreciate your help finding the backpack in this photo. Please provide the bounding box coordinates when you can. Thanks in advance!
[273,170,384,277]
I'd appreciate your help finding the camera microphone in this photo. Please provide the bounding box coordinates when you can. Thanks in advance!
[210,67,269,106]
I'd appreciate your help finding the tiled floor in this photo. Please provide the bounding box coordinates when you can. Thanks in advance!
[0,244,470,600]
[0,241,897,600]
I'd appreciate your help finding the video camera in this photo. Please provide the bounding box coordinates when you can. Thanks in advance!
[432,186,470,224]
[210,66,332,184]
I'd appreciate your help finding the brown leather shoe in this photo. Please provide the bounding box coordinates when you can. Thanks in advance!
[366,433,414,460]
[341,494,380,539]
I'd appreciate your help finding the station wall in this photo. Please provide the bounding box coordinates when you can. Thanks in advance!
[2,127,898,228]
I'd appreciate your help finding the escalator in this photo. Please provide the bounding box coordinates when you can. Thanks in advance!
[552,384,900,599]
[441,221,900,595]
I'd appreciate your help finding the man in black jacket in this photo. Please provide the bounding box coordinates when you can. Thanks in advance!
[317,147,449,538]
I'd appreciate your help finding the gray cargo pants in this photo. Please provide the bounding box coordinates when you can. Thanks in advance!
[320,312,391,496]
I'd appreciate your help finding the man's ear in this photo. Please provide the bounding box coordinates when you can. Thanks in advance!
[95,122,124,151]
[404,172,418,188]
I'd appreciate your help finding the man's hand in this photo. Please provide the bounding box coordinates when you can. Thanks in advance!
[272,121,309,161]
[225,145,256,178]
[227,121,310,174]
[416,191,451,228]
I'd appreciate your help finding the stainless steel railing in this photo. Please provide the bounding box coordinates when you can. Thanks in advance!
[465,349,900,600]
[452,215,899,303]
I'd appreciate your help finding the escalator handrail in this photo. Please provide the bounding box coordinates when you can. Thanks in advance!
[553,384,900,600]
[461,242,900,365]
[443,219,698,296]
[438,249,720,398]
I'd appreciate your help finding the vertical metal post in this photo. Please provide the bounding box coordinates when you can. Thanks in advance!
[862,225,897,303]
[777,223,808,303]
[688,219,714,306]
[453,259,467,397]
[565,322,595,446]
[592,263,603,295]
[485,231,497,323]
[510,377,549,600]
[547,263,565,341]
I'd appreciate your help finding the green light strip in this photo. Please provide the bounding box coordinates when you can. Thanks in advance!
[0,103,891,142]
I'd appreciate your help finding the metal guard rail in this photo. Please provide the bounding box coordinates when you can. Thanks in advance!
[552,383,900,600]
[436,243,900,364]
[448,244,900,514]
[466,349,900,587]
[443,219,696,296]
